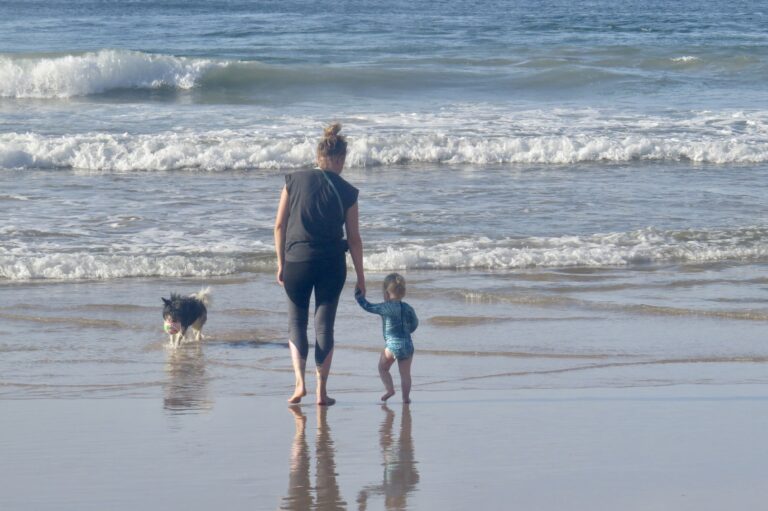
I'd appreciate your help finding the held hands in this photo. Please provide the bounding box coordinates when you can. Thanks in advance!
[354,281,366,298]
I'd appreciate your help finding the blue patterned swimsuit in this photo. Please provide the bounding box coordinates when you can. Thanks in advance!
[355,292,419,360]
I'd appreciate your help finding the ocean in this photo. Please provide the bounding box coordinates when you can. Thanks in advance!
[2,0,768,397]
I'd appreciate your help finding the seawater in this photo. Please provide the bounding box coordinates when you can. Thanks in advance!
[1,0,768,401]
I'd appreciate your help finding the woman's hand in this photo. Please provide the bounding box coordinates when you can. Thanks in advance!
[355,279,366,297]
[276,264,284,286]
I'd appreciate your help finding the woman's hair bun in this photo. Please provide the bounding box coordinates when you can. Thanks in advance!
[324,122,343,138]
[318,122,347,157]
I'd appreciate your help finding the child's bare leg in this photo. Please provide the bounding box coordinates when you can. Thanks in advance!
[398,355,413,403]
[288,341,307,403]
[378,350,396,401]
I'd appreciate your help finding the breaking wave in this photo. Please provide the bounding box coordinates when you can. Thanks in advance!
[0,50,218,98]
[2,226,767,280]
[3,129,768,171]
[363,227,768,270]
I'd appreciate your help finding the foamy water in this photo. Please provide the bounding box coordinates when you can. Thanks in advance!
[1,162,767,281]
[3,107,768,173]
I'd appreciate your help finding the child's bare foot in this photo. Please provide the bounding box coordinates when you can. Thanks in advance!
[381,390,395,402]
[317,396,336,406]
[287,387,307,404]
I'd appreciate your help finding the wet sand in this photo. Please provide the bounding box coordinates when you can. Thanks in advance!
[2,269,768,509]
[2,385,767,511]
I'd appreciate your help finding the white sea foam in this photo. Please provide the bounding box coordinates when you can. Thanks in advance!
[347,133,768,165]
[0,253,246,280]
[671,56,701,63]
[0,131,314,171]
[0,50,218,98]
[3,126,768,171]
[363,227,768,271]
[1,227,766,280]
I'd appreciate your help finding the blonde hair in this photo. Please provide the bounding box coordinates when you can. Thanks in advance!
[383,273,406,299]
[317,122,347,159]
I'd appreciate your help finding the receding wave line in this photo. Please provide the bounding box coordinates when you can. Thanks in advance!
[429,315,513,326]
[453,285,768,322]
[427,315,599,326]
[618,304,768,321]
[343,344,619,359]
[0,312,139,329]
[418,356,768,387]
[0,380,165,390]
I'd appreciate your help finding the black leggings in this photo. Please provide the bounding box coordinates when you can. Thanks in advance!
[283,254,347,364]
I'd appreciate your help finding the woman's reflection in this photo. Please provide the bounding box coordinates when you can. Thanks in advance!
[163,343,212,413]
[357,404,420,511]
[281,405,347,510]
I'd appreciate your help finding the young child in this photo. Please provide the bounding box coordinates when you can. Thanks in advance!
[355,273,418,403]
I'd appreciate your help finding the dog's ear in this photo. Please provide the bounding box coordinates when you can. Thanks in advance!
[162,297,170,305]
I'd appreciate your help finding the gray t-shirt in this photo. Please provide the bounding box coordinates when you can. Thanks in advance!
[284,169,359,262]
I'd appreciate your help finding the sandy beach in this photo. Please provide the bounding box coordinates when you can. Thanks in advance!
[2,385,767,511]
[2,270,767,510]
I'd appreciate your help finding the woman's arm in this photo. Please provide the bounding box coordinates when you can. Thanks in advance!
[274,186,290,285]
[345,202,366,296]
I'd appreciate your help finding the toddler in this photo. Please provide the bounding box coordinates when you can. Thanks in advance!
[355,273,418,403]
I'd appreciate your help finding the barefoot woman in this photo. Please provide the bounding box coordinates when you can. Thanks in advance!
[274,123,366,405]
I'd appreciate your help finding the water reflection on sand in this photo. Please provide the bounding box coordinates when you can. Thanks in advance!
[280,404,419,511]
[163,344,212,414]
[280,405,346,510]
[358,405,419,511]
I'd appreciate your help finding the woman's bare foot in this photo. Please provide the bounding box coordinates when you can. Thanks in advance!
[381,390,395,402]
[402,396,411,404]
[317,396,336,406]
[287,404,306,421]
[288,386,307,404]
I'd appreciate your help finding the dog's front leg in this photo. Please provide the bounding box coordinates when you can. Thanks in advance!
[178,328,188,347]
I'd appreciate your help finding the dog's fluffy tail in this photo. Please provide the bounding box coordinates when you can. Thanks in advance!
[192,286,213,307]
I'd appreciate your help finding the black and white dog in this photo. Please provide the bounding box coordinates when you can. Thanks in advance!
[162,287,211,348]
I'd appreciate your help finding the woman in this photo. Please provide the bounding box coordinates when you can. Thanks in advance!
[274,123,365,406]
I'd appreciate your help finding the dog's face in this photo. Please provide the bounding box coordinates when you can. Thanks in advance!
[162,297,181,324]
[162,297,183,335]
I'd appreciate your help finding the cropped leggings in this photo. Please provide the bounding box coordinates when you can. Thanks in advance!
[283,253,347,364]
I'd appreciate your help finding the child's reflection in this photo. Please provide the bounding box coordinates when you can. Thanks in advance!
[357,404,420,511]
[281,405,347,510]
